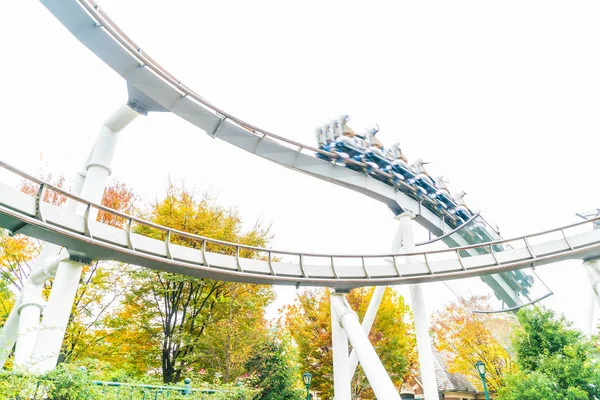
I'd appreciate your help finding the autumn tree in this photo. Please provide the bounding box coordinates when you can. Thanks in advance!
[431,295,516,391]
[0,281,14,326]
[107,186,274,383]
[283,287,415,399]
[58,181,139,364]
[0,173,68,294]
[0,173,139,368]
[197,283,274,382]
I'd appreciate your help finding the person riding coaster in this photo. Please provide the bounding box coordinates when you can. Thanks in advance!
[362,125,388,170]
[410,159,442,200]
[512,270,535,296]
[433,176,455,210]
[447,190,477,223]
[313,117,462,221]
[381,144,421,187]
[331,116,371,171]
[315,124,335,161]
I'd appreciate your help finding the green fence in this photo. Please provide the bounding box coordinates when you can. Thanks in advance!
[0,371,251,400]
[91,379,235,399]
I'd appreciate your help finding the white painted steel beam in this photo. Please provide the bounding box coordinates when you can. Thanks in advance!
[331,293,351,400]
[348,214,406,379]
[28,104,140,373]
[331,293,401,400]
[37,0,536,309]
[0,170,599,288]
[398,213,439,400]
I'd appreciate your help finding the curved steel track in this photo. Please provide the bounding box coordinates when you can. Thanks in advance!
[3,0,584,303]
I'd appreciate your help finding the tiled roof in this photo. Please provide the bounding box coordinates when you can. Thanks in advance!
[420,349,477,393]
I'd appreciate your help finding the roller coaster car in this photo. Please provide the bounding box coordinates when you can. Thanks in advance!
[410,161,459,207]
[435,189,458,210]
[314,123,469,228]
[452,205,473,224]
[333,136,369,170]
[315,126,336,162]
[364,147,389,170]
[503,270,535,296]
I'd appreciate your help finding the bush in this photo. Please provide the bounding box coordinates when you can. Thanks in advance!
[0,364,256,400]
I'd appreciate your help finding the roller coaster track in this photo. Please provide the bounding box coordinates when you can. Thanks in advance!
[5,0,592,298]
[1,160,599,290]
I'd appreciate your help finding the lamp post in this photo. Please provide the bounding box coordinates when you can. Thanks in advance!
[474,361,490,400]
[302,372,312,400]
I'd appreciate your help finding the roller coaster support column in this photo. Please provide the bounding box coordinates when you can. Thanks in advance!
[2,155,92,370]
[347,214,405,378]
[29,104,140,373]
[398,212,439,399]
[576,211,600,336]
[331,291,401,399]
[331,290,351,399]
[12,252,66,369]
[584,249,600,336]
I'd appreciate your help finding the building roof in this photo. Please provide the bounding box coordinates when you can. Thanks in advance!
[433,351,477,392]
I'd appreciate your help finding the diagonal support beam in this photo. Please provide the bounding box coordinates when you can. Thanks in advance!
[348,213,407,378]
[331,291,401,400]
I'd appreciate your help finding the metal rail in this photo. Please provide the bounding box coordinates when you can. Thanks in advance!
[415,213,481,247]
[22,1,599,300]
[75,0,471,222]
[2,159,600,269]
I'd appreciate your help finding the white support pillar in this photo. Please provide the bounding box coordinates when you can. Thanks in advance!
[13,284,44,368]
[2,151,93,371]
[9,244,63,370]
[28,104,140,373]
[0,292,23,368]
[331,292,351,400]
[583,221,600,336]
[348,214,406,378]
[398,212,439,400]
[584,257,600,336]
[331,292,401,400]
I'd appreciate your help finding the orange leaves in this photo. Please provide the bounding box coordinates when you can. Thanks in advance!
[98,182,139,227]
[20,174,67,206]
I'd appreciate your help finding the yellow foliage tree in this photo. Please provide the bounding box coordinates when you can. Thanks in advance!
[431,295,517,391]
[102,186,275,383]
[283,287,416,399]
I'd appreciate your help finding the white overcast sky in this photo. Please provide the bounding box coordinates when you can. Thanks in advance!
[1,0,600,331]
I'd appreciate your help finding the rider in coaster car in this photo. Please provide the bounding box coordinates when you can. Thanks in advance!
[386,143,409,165]
[315,124,334,161]
[384,143,413,186]
[410,159,440,199]
[451,191,474,221]
[432,176,453,210]
[332,115,368,168]
[363,125,388,171]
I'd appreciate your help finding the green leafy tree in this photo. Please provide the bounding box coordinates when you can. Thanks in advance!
[496,371,556,400]
[499,306,600,399]
[245,335,303,400]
